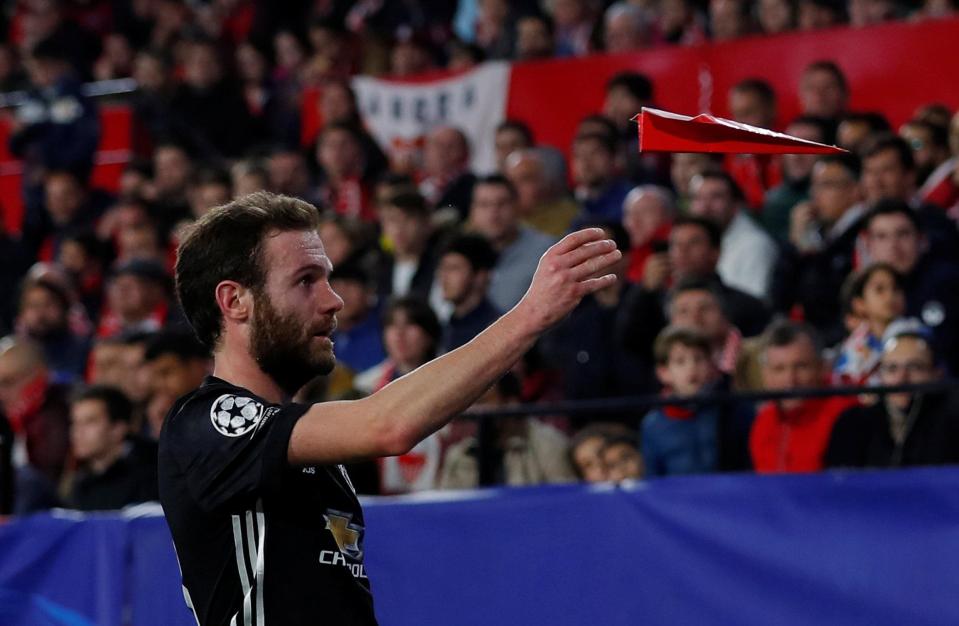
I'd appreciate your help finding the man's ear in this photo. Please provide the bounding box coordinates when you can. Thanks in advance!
[214,281,253,324]
[655,364,672,388]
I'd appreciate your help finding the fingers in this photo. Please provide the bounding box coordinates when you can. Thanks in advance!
[561,238,617,269]
[578,274,618,296]
[569,247,622,282]
[551,228,607,256]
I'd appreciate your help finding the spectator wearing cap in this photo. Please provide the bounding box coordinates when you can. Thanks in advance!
[0,337,71,484]
[504,148,579,238]
[329,264,387,376]
[468,175,556,312]
[688,170,779,301]
[861,199,959,373]
[749,320,857,473]
[826,320,959,468]
[437,233,501,353]
[771,153,866,345]
[97,259,175,338]
[66,385,158,511]
[16,278,91,384]
[419,126,477,219]
[571,132,634,226]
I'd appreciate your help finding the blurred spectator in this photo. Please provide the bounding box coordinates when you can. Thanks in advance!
[316,121,376,221]
[389,30,436,76]
[849,0,898,26]
[504,148,579,237]
[899,119,950,187]
[515,13,555,61]
[833,263,906,385]
[918,110,959,212]
[836,111,891,154]
[316,79,388,180]
[749,320,856,472]
[710,0,754,40]
[129,47,178,158]
[771,153,865,345]
[621,185,674,283]
[548,0,595,56]
[571,132,633,225]
[88,332,153,410]
[142,331,210,429]
[494,119,535,173]
[569,422,636,482]
[235,40,298,150]
[540,221,651,400]
[230,158,270,197]
[758,0,797,34]
[761,116,831,240]
[152,141,194,234]
[1,407,59,515]
[797,0,846,30]
[23,169,110,262]
[671,152,721,210]
[329,263,387,376]
[658,0,709,44]
[319,214,373,268]
[93,32,135,81]
[726,78,781,210]
[56,231,109,323]
[375,190,439,302]
[689,170,779,300]
[439,373,575,488]
[0,336,70,483]
[668,277,744,376]
[826,320,959,468]
[10,35,100,220]
[603,2,651,52]
[604,72,667,185]
[861,200,959,373]
[97,259,175,338]
[798,60,848,136]
[187,167,233,219]
[16,277,90,384]
[419,126,476,219]
[643,326,754,476]
[601,430,644,481]
[468,175,556,312]
[437,233,500,353]
[170,38,253,158]
[268,146,314,200]
[446,38,486,70]
[66,385,158,510]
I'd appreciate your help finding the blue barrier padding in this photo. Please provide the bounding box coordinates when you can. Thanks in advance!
[2,468,958,626]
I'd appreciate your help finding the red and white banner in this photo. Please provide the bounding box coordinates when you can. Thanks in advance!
[351,62,511,175]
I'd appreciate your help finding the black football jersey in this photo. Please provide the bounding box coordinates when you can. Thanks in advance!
[158,376,377,626]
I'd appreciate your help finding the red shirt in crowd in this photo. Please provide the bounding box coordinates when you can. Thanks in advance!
[749,396,857,473]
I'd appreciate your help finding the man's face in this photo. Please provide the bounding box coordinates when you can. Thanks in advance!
[799,68,845,118]
[70,398,127,463]
[383,310,434,368]
[269,152,309,195]
[149,353,208,399]
[658,343,716,397]
[44,174,83,226]
[469,184,518,246]
[505,156,548,213]
[729,89,773,129]
[762,335,822,408]
[602,442,643,481]
[670,153,712,198]
[603,86,644,131]
[781,123,823,182]
[900,123,944,178]
[249,230,343,395]
[516,17,553,60]
[379,206,429,257]
[494,128,531,172]
[572,435,607,482]
[572,137,615,188]
[811,161,859,224]
[19,285,67,339]
[154,147,191,195]
[689,177,737,229]
[622,191,669,247]
[424,128,468,177]
[438,252,478,306]
[862,148,914,204]
[670,290,729,344]
[879,336,939,410]
[318,129,362,179]
[669,224,719,280]
[865,213,922,275]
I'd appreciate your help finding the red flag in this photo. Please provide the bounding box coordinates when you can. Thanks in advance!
[635,107,846,154]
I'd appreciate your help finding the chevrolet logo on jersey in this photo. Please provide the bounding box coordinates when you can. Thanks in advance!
[323,510,364,560]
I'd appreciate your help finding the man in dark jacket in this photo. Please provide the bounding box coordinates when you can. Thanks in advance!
[826,321,959,469]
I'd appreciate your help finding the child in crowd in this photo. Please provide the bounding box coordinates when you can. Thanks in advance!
[833,262,905,386]
[569,422,640,482]
[642,326,727,477]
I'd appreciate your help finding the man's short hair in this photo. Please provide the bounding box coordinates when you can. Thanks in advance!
[382,296,442,347]
[732,78,776,109]
[329,261,372,288]
[653,325,712,365]
[667,275,727,316]
[440,233,498,271]
[144,331,210,363]
[696,169,747,204]
[175,191,321,351]
[803,60,848,96]
[862,132,915,172]
[495,119,535,145]
[839,262,903,317]
[862,198,922,234]
[759,318,822,362]
[319,120,364,145]
[190,166,232,190]
[71,385,133,425]
[788,115,831,143]
[606,71,654,102]
[474,174,518,199]
[670,215,722,249]
[816,152,861,180]
[576,114,619,141]
[902,119,950,152]
[19,277,70,315]
[573,131,618,156]
[839,111,891,134]
[381,190,430,218]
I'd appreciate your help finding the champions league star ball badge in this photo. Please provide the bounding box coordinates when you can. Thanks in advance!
[210,394,265,437]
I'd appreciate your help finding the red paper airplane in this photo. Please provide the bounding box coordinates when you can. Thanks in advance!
[634,107,846,154]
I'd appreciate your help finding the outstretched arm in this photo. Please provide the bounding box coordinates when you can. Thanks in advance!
[288,228,621,465]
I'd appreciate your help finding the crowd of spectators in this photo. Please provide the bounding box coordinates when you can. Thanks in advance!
[2,0,959,516]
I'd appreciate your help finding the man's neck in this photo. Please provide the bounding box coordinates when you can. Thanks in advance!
[453,289,486,318]
[89,443,125,475]
[394,247,424,264]
[214,341,285,403]
[492,226,520,252]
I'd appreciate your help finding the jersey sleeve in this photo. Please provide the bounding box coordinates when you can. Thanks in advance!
[166,389,310,511]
